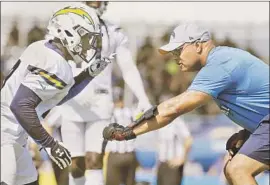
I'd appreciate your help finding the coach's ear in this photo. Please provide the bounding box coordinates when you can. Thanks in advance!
[195,41,203,54]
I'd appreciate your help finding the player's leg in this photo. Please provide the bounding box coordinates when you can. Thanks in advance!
[178,165,185,185]
[103,152,122,185]
[225,115,270,185]
[1,144,17,185]
[85,119,111,185]
[61,120,86,185]
[157,162,182,185]
[124,152,137,185]
[1,143,38,185]
[13,142,38,185]
[157,162,167,185]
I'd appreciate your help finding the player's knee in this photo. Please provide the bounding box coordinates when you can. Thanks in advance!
[85,152,103,169]
[70,157,85,178]
[225,160,246,179]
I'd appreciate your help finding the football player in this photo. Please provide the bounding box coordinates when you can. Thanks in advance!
[50,2,151,185]
[1,4,112,185]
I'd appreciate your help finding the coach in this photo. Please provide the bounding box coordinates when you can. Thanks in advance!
[103,23,270,185]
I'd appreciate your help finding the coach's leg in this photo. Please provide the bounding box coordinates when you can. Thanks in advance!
[225,115,270,185]
[225,154,269,185]
[85,120,110,185]
[61,121,86,185]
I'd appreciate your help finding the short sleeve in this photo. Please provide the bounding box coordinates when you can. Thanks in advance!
[21,65,68,101]
[188,66,232,98]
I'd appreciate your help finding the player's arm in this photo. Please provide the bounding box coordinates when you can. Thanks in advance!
[10,62,72,169]
[115,29,151,109]
[58,55,115,105]
[10,84,55,147]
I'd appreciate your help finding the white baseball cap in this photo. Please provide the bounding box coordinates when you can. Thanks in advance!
[158,23,211,54]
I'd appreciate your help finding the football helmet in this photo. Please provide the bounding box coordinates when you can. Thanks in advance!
[47,4,102,64]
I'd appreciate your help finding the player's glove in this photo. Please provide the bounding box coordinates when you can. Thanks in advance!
[88,53,116,77]
[103,123,136,141]
[42,141,72,169]
[226,129,251,157]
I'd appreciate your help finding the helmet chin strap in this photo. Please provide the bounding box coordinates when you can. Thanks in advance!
[67,49,84,64]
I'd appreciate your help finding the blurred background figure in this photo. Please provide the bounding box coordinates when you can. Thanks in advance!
[103,87,138,185]
[1,20,23,76]
[156,98,193,185]
[27,20,45,45]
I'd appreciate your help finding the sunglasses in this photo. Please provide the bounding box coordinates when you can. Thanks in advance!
[171,40,200,57]
[171,45,185,57]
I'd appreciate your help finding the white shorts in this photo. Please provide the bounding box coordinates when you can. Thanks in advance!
[1,142,38,185]
[61,119,110,157]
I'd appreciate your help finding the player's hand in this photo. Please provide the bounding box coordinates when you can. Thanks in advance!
[44,141,72,169]
[88,53,116,77]
[226,129,250,158]
[103,123,136,141]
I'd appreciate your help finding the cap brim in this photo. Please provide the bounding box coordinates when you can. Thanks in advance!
[158,42,183,55]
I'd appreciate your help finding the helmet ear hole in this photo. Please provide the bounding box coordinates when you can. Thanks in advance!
[65,30,73,37]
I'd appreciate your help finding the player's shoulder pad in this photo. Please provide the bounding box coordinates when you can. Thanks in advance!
[22,40,74,86]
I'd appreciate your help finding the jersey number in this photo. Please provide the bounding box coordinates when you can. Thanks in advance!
[1,59,21,89]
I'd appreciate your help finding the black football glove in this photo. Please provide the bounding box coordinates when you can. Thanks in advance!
[226,129,251,157]
[103,123,136,141]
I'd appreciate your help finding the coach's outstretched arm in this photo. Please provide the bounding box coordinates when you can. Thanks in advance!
[103,90,212,141]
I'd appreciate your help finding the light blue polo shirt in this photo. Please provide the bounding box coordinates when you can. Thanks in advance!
[188,46,269,132]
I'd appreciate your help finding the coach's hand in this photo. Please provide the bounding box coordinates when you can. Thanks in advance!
[44,141,72,169]
[103,123,136,141]
[226,129,251,158]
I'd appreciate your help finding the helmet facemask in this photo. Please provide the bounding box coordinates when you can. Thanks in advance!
[68,25,102,63]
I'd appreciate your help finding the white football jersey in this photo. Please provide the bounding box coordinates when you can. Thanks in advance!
[1,40,74,146]
[59,21,129,122]
[157,117,191,162]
